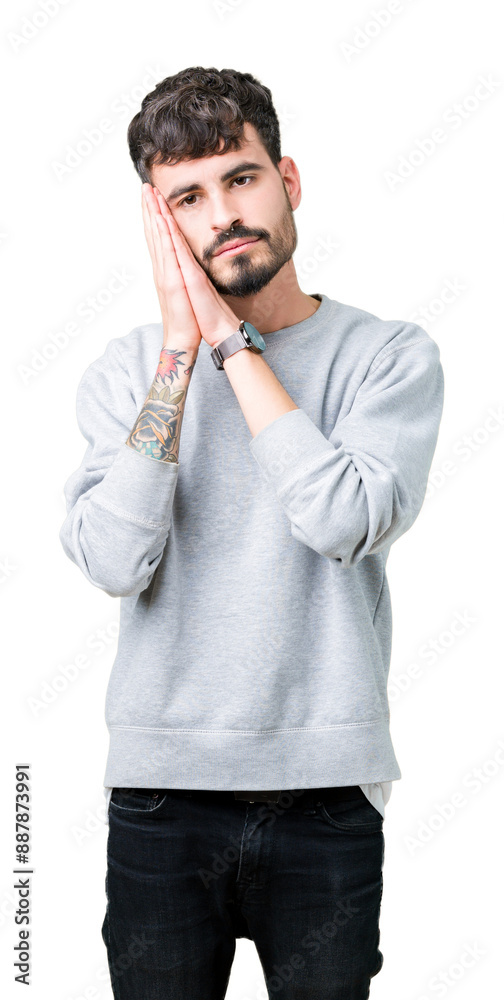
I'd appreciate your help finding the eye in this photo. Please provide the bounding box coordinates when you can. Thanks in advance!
[178,175,254,208]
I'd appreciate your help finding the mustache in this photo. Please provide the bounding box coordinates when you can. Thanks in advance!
[206,229,269,259]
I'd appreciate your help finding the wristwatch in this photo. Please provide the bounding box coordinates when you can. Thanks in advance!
[211,320,266,370]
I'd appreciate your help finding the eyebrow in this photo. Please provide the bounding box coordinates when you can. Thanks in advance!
[165,161,266,203]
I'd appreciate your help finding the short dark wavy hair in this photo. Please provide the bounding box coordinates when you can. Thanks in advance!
[127,66,282,184]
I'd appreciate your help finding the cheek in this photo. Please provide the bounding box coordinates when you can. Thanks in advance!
[250,191,284,235]
[247,192,271,223]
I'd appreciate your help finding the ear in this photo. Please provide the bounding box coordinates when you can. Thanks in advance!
[277,156,302,211]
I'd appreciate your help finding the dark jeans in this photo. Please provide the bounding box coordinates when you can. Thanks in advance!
[102,785,385,999]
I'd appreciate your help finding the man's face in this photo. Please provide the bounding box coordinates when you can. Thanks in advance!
[149,123,299,298]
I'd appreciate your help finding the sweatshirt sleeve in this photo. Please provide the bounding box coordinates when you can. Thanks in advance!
[59,336,179,597]
[248,332,444,568]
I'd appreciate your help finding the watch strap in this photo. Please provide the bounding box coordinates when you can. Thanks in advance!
[212,329,246,368]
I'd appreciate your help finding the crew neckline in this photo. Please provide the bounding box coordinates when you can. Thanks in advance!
[199,293,333,353]
[260,292,333,340]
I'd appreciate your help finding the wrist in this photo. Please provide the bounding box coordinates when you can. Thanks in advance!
[161,340,200,355]
[210,321,241,350]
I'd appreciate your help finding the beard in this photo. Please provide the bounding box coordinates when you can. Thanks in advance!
[195,187,298,298]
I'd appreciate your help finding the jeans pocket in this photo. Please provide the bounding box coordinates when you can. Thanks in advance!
[317,794,383,833]
[109,787,167,814]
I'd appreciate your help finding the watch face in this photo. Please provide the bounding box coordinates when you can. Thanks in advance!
[243,321,266,351]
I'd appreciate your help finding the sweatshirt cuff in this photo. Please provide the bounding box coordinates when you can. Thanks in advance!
[91,442,179,528]
[248,407,335,495]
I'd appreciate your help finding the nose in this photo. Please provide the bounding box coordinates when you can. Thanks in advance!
[214,218,241,240]
[208,194,242,240]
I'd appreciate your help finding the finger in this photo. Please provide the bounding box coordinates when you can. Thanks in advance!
[151,189,208,304]
[141,185,158,264]
[160,208,206,284]
[151,187,175,252]
[153,188,189,258]
[153,212,200,322]
[152,188,191,250]
[153,187,179,229]
[144,184,168,276]
[141,183,165,274]
[154,213,187,293]
[150,190,199,285]
[148,189,189,289]
[153,186,170,216]
[143,187,200,333]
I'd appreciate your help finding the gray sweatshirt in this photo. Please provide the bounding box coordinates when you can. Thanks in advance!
[59,292,444,820]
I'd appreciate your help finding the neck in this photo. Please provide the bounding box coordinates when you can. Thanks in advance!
[220,260,321,335]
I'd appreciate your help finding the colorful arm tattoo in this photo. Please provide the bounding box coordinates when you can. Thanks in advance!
[126,346,197,463]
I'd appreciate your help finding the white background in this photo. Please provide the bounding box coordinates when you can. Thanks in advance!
[1,0,503,997]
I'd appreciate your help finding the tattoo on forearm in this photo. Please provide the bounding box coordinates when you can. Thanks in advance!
[126,347,196,462]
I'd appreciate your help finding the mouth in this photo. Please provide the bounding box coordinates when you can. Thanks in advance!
[214,237,261,257]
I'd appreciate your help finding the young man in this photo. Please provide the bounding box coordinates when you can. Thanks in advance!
[59,66,444,999]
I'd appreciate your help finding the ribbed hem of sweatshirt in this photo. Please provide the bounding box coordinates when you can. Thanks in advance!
[103,718,401,789]
[91,442,179,526]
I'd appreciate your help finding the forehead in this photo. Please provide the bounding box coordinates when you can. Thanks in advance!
[150,122,269,189]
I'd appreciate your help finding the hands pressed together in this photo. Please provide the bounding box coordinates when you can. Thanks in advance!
[141,183,241,352]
